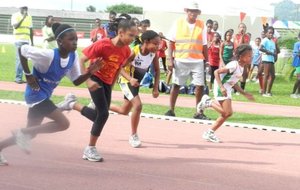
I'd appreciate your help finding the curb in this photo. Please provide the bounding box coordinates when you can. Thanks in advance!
[1,99,299,134]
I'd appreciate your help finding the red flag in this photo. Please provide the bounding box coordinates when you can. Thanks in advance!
[240,12,246,22]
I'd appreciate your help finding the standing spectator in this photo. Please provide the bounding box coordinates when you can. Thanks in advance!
[42,15,56,49]
[212,20,222,37]
[90,18,106,43]
[220,30,234,67]
[158,32,168,74]
[206,19,214,48]
[259,27,277,97]
[104,11,117,38]
[248,37,262,82]
[11,6,33,84]
[290,32,300,98]
[208,32,221,90]
[164,2,209,120]
[234,23,250,91]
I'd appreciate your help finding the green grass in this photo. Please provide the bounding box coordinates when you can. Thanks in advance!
[1,43,299,107]
[0,90,299,129]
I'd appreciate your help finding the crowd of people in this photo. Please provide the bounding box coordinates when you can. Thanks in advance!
[1,2,299,165]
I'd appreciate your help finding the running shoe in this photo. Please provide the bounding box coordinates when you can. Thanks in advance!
[0,152,8,166]
[196,94,211,112]
[290,94,300,99]
[202,130,220,143]
[12,129,31,154]
[57,93,77,111]
[129,134,142,148]
[82,146,103,162]
[165,110,176,117]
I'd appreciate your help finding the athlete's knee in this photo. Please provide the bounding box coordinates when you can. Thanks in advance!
[222,111,233,118]
[133,103,143,113]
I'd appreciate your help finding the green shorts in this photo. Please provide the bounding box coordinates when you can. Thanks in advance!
[295,67,300,74]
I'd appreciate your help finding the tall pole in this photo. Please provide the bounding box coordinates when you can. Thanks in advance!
[71,0,73,11]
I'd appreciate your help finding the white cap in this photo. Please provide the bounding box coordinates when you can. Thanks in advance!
[184,2,200,12]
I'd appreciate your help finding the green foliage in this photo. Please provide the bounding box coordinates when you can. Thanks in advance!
[277,32,297,50]
[86,5,96,12]
[106,3,143,14]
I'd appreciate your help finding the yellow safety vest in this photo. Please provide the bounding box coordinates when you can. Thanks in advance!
[13,13,32,41]
[175,18,204,59]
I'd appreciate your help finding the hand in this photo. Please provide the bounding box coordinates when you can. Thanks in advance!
[25,75,40,91]
[130,78,139,87]
[244,92,255,101]
[86,78,101,92]
[87,58,103,75]
[152,88,159,98]
[220,86,227,97]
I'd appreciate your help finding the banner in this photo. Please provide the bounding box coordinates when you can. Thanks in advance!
[240,12,246,22]
[282,20,289,28]
[271,17,277,25]
[250,15,256,25]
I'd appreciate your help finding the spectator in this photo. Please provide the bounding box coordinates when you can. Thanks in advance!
[290,32,300,98]
[206,19,214,48]
[42,15,57,49]
[104,11,117,38]
[90,18,106,43]
[158,32,168,74]
[11,6,33,84]
[165,2,209,120]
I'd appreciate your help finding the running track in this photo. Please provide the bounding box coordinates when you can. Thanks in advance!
[0,103,299,190]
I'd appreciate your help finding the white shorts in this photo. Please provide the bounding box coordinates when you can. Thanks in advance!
[172,60,204,86]
[213,83,233,101]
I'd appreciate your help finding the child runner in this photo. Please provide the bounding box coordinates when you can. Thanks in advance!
[0,23,101,165]
[291,32,300,98]
[220,30,234,67]
[208,32,221,90]
[110,30,160,148]
[57,16,137,162]
[259,27,277,97]
[249,37,262,81]
[198,44,254,143]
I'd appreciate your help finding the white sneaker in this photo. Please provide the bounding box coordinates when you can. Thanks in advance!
[87,100,96,109]
[57,93,77,111]
[262,93,272,97]
[290,94,300,99]
[202,130,220,143]
[0,152,8,166]
[197,94,211,113]
[129,134,142,148]
[12,129,31,154]
[82,146,103,162]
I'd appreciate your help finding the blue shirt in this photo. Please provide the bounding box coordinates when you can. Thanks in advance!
[25,49,75,104]
[261,38,276,63]
[292,41,300,67]
[252,45,261,65]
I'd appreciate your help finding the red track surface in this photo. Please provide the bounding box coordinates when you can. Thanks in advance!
[0,103,299,190]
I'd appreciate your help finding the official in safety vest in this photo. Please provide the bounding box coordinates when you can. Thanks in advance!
[11,6,33,84]
[165,2,210,120]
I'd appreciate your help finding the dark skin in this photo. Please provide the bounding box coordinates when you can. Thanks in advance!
[19,31,102,91]
[14,7,34,46]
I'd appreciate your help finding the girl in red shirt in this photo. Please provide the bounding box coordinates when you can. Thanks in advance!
[208,32,221,90]
[58,16,137,162]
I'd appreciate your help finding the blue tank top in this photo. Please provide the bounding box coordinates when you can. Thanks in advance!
[25,49,75,104]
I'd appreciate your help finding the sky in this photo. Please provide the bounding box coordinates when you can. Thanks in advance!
[1,0,300,14]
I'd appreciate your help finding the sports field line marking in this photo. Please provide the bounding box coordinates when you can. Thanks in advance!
[1,99,299,134]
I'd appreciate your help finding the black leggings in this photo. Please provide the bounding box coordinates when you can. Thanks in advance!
[81,76,112,137]
[210,65,219,84]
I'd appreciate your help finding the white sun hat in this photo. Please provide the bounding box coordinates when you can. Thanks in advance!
[184,2,201,12]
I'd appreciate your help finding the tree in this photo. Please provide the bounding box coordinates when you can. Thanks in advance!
[86,5,96,12]
[106,3,143,14]
[274,0,299,21]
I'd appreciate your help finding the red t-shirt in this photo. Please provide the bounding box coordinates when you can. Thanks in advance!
[234,33,250,49]
[157,40,167,57]
[82,38,131,85]
[208,43,220,66]
[90,28,106,42]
